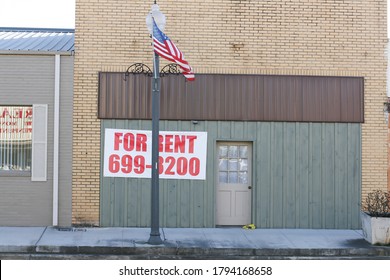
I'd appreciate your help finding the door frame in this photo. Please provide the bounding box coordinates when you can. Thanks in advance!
[215,141,253,226]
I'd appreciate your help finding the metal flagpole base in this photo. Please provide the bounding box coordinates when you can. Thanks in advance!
[148,232,163,245]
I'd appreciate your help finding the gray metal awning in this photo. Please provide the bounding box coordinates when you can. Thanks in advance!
[0,27,74,54]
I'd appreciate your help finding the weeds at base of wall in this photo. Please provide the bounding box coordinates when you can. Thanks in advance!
[72,216,99,228]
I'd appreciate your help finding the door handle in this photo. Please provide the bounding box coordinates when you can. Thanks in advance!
[248,186,252,189]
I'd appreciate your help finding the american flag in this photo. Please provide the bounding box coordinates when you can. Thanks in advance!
[152,19,195,81]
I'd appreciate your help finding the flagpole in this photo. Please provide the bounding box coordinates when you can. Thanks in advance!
[147,2,163,245]
[148,49,163,245]
[145,2,193,244]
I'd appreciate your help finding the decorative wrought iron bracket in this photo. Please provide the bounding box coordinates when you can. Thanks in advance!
[124,63,181,80]
[124,63,153,80]
[160,63,181,77]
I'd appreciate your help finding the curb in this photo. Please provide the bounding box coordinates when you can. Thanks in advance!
[1,244,390,260]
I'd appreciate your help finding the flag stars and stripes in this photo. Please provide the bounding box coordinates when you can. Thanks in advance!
[152,19,195,81]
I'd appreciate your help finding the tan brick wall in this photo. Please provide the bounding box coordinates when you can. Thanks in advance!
[73,0,388,225]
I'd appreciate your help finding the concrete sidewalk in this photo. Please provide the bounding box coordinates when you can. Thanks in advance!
[0,227,389,259]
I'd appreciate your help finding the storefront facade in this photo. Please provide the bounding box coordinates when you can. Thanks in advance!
[0,28,74,226]
[73,0,388,228]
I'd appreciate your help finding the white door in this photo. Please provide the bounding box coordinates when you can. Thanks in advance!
[216,142,252,226]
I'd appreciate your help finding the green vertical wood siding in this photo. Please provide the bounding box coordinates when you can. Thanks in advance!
[100,120,361,229]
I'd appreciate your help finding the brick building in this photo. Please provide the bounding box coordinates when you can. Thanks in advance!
[73,0,388,228]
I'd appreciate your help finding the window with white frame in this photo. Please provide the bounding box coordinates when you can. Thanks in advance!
[0,104,47,181]
[0,106,33,173]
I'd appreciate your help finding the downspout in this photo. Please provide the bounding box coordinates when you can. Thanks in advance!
[387,40,390,192]
[53,54,60,226]
[387,40,390,100]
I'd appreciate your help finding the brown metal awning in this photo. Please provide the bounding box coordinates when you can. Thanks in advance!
[98,73,364,123]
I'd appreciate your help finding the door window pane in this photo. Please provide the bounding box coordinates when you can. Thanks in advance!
[239,146,248,158]
[228,159,238,171]
[239,171,248,184]
[219,159,228,171]
[228,146,238,158]
[218,146,228,158]
[218,144,250,184]
[239,159,248,171]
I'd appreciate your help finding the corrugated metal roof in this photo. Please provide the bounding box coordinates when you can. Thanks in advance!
[0,28,74,53]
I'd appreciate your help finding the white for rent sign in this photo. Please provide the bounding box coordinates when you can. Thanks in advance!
[104,129,208,180]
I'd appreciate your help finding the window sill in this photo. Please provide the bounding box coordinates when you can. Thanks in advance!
[0,171,31,177]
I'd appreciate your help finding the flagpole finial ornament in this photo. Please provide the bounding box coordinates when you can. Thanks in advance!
[151,4,160,12]
[145,3,195,81]
[146,4,166,34]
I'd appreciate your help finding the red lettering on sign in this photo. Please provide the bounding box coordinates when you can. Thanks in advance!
[114,132,148,151]
[1,121,17,126]
[133,155,145,174]
[164,156,175,175]
[174,135,186,153]
[189,157,200,176]
[114,133,123,150]
[156,156,201,176]
[123,133,135,151]
[187,135,197,153]
[121,154,132,173]
[159,134,198,153]
[136,133,147,152]
[164,135,173,152]
[1,108,9,118]
[176,157,187,175]
[0,108,33,119]
[108,154,146,174]
[108,154,120,173]
[25,109,33,118]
